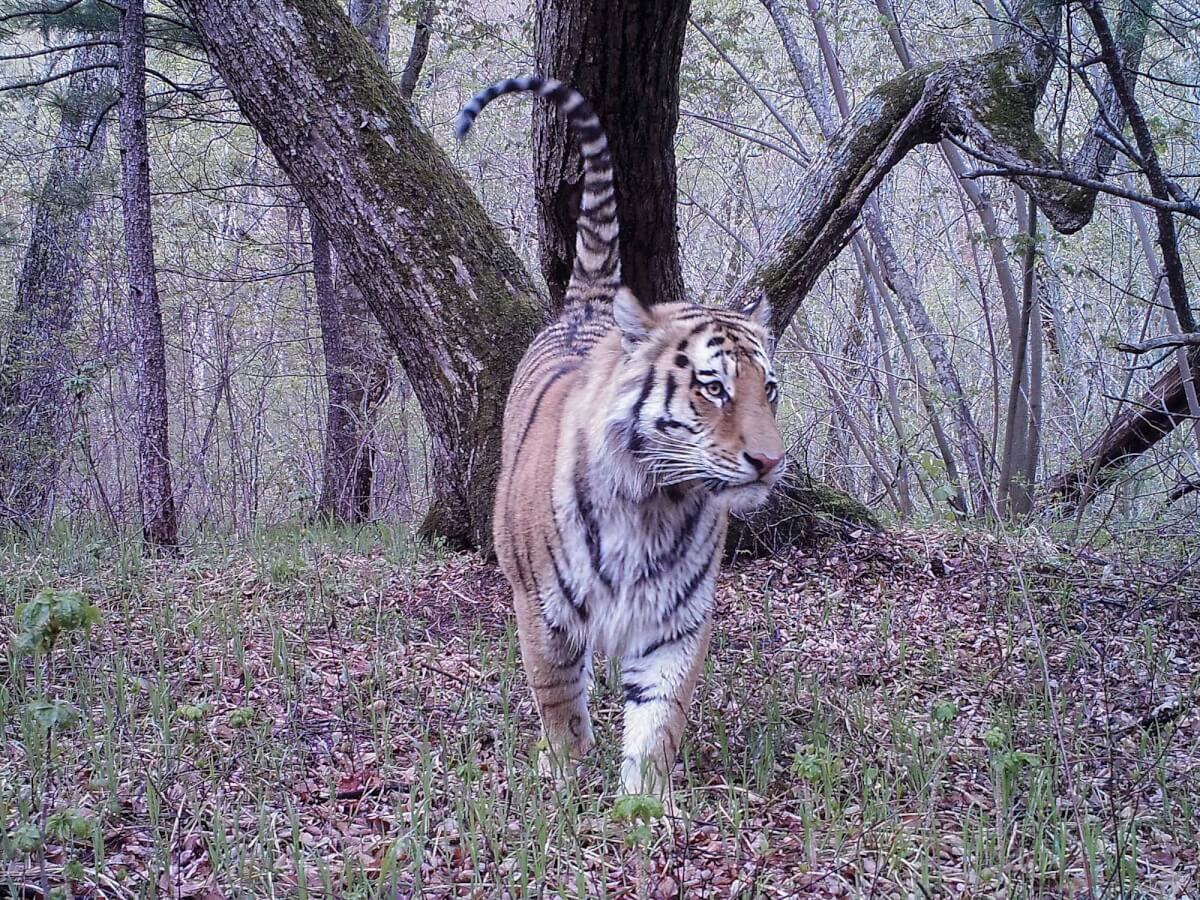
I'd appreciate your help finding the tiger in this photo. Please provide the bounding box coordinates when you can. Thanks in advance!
[457,76,786,795]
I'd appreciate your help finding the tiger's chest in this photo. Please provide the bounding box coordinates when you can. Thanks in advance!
[552,478,725,656]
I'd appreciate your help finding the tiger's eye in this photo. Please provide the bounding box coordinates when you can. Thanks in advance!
[703,382,726,400]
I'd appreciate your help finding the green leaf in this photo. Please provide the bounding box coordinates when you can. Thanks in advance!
[931,699,959,724]
[177,703,209,722]
[982,726,1006,750]
[28,698,79,730]
[47,808,91,842]
[63,858,86,881]
[610,794,664,825]
[11,823,42,854]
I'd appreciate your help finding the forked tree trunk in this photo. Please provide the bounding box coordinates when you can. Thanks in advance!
[0,40,115,529]
[119,0,178,549]
[534,0,690,310]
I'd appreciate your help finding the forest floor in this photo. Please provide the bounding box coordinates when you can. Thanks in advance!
[2,522,1199,898]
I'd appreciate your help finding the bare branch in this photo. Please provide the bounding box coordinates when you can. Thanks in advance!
[0,61,116,92]
[1083,0,1195,333]
[0,0,84,24]
[690,16,810,155]
[1117,334,1200,355]
[0,39,115,62]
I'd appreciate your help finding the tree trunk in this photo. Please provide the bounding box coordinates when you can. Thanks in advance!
[0,40,115,529]
[312,219,391,522]
[534,0,689,310]
[119,0,179,549]
[180,0,545,550]
[1046,351,1200,508]
[313,0,395,524]
[762,0,987,512]
[397,0,433,101]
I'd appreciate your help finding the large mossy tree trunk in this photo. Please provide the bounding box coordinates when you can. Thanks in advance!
[0,39,115,530]
[533,0,690,310]
[180,0,544,550]
[119,0,179,549]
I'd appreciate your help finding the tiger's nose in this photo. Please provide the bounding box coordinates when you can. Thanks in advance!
[745,451,784,476]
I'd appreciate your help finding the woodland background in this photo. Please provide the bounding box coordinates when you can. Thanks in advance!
[0,0,1197,546]
[1,0,1199,896]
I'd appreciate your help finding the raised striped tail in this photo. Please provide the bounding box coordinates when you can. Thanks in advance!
[456,75,622,305]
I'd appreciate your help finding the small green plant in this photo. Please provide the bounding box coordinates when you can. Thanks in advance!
[611,793,665,847]
[11,587,100,897]
[930,698,959,726]
[13,588,100,657]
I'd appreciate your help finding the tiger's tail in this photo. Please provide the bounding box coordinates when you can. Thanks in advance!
[456,76,622,305]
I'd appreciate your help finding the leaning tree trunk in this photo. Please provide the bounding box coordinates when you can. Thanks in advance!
[119,0,179,549]
[1047,351,1200,507]
[313,0,395,524]
[0,40,115,529]
[181,0,544,551]
[534,0,690,310]
[732,0,1147,325]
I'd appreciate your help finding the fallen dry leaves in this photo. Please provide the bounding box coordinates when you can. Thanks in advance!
[2,526,1197,897]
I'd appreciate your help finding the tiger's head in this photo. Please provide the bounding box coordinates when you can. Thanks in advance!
[610,288,786,512]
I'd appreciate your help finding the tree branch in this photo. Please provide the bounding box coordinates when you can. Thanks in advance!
[1117,334,1200,355]
[0,61,116,92]
[733,0,1165,329]
[397,0,433,101]
[1082,0,1195,333]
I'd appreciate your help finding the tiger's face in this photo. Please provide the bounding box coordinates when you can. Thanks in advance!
[612,289,786,512]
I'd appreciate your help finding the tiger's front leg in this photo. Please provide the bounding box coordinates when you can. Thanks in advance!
[512,588,595,771]
[619,609,715,795]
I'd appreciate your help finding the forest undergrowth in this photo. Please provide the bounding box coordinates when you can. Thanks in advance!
[1,522,1198,898]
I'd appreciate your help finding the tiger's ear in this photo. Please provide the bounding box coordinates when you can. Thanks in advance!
[744,292,772,330]
[614,287,653,347]
[743,292,777,356]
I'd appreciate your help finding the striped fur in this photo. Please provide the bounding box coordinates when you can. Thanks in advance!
[460,78,786,796]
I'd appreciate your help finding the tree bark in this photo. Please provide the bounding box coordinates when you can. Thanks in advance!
[313,0,395,524]
[0,40,115,529]
[180,0,544,550]
[179,0,1161,548]
[1045,0,1196,506]
[312,218,391,522]
[533,0,690,311]
[119,0,179,549]
[761,0,989,513]
[397,0,433,101]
